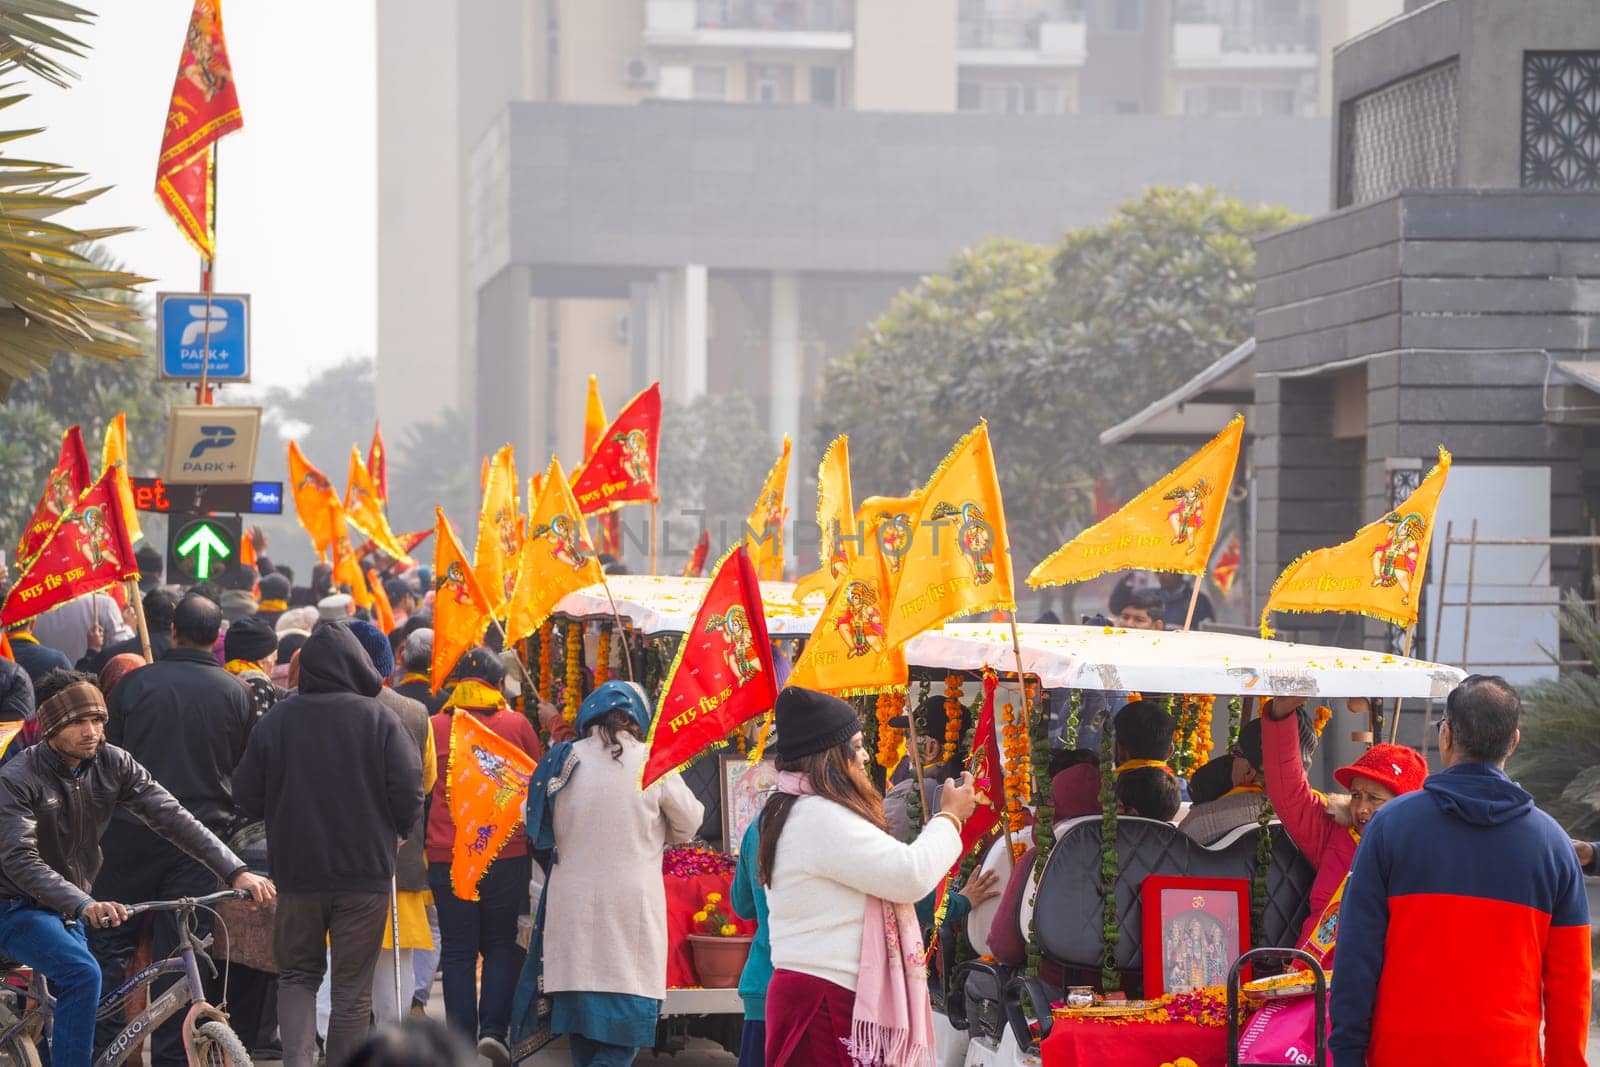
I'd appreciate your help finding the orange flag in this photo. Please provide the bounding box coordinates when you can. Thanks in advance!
[446,710,535,900]
[1028,415,1244,589]
[787,514,906,696]
[288,442,341,561]
[583,374,607,458]
[744,436,791,582]
[1212,535,1242,598]
[504,457,604,645]
[1262,448,1451,637]
[572,382,661,515]
[330,519,373,611]
[17,426,93,566]
[884,424,1015,648]
[430,508,495,692]
[368,568,396,633]
[681,530,710,578]
[475,446,522,612]
[100,414,143,545]
[367,423,388,505]
[239,531,257,570]
[793,435,854,602]
[640,547,778,789]
[2,468,139,627]
[0,633,12,662]
[856,491,922,587]
[155,0,244,259]
[346,446,414,564]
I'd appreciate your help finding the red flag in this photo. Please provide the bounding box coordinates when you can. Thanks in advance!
[368,423,389,505]
[1212,534,1242,597]
[640,547,778,789]
[2,469,138,627]
[155,1,244,259]
[932,670,1005,919]
[681,530,710,578]
[17,427,93,566]
[571,383,662,515]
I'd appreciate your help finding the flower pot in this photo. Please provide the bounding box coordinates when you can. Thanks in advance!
[687,934,752,988]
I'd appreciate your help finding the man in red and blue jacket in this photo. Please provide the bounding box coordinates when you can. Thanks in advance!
[1330,674,1591,1067]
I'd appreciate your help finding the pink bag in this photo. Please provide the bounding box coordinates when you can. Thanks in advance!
[1235,995,1327,1066]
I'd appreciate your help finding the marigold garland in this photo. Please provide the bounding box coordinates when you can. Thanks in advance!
[1313,704,1332,737]
[1053,986,1232,1029]
[595,625,612,687]
[1000,697,1031,857]
[537,622,554,703]
[942,674,964,763]
[1227,696,1243,749]
[1098,710,1121,993]
[1064,687,1082,749]
[1025,680,1054,978]
[563,621,583,724]
[1169,693,1216,776]
[875,691,906,774]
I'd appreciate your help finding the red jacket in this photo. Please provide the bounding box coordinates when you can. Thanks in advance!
[1263,711,1355,953]
[424,707,543,864]
[1329,763,1591,1067]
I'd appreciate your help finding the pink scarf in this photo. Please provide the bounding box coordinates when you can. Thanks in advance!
[776,772,935,1067]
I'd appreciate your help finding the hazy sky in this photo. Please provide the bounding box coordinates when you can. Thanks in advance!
[16,0,377,392]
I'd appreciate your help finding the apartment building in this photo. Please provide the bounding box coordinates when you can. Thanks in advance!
[377,0,1392,566]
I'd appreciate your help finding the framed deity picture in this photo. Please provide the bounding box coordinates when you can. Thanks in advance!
[1140,875,1251,997]
[719,753,778,856]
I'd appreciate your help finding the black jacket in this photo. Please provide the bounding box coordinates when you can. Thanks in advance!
[0,741,244,916]
[0,660,31,722]
[9,637,70,687]
[233,625,423,895]
[106,645,254,834]
[393,679,446,716]
[78,631,173,676]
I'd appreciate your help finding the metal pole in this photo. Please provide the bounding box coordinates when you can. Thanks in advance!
[197,143,217,406]
[1460,520,1479,669]
[389,875,403,1018]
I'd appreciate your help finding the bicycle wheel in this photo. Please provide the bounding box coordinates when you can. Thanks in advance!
[0,998,40,1067]
[190,1018,251,1067]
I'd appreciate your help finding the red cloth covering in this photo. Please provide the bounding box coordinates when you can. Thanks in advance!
[664,868,756,988]
[1041,1018,1227,1067]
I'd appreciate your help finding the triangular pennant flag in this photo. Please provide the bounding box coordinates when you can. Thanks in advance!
[572,382,662,515]
[817,434,855,577]
[17,426,93,565]
[1261,448,1452,637]
[744,436,791,582]
[1029,415,1244,589]
[1212,534,1242,598]
[932,671,1005,922]
[855,491,923,586]
[368,422,389,505]
[884,424,1015,648]
[447,710,535,901]
[330,513,373,611]
[504,457,605,646]
[475,445,522,612]
[288,441,342,561]
[155,0,244,258]
[787,514,907,696]
[368,567,396,634]
[346,446,415,565]
[3,468,139,627]
[430,507,496,692]
[583,373,608,459]
[101,413,143,545]
[681,530,710,578]
[640,547,778,790]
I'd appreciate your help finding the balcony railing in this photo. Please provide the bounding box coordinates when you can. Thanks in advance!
[959,1,1084,49]
[1172,1,1317,53]
[694,0,854,32]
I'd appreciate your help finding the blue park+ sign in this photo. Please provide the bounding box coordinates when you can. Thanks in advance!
[157,292,251,381]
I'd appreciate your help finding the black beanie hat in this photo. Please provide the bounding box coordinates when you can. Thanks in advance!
[258,573,291,601]
[888,693,966,741]
[773,686,860,763]
[449,646,506,688]
[223,616,279,663]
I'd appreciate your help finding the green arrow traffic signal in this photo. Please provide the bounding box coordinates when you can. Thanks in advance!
[176,522,232,581]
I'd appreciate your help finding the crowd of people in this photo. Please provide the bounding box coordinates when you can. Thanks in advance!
[0,542,1594,1067]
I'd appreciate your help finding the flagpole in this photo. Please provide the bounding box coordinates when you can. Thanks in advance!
[996,612,1033,859]
[596,574,636,682]
[1181,545,1221,631]
[489,618,541,698]
[126,578,152,662]
[650,500,659,576]
[197,143,216,407]
[900,687,930,827]
[1390,625,1414,745]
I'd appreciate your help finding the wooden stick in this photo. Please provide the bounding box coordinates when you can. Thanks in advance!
[1182,546,1221,632]
[490,618,540,698]
[1390,626,1413,746]
[900,687,930,831]
[126,578,152,661]
[596,573,636,681]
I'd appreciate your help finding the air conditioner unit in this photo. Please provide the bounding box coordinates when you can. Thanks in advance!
[623,56,659,86]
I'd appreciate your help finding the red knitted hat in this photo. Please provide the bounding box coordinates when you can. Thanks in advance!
[1334,743,1428,796]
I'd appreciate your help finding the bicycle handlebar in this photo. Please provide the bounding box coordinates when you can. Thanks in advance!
[122,889,250,918]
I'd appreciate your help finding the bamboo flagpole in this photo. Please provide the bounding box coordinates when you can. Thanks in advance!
[1389,625,1415,745]
[126,579,153,661]
[900,689,931,828]
[596,572,636,681]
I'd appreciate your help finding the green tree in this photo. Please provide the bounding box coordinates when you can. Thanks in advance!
[0,252,183,555]
[0,0,148,398]
[389,407,475,537]
[816,186,1299,588]
[1508,594,1600,839]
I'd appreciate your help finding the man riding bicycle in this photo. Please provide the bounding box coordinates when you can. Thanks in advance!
[0,670,274,1067]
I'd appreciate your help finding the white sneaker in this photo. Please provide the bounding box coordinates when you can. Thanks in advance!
[477,1035,512,1066]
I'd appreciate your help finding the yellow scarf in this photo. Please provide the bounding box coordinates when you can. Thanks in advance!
[442,679,506,714]
[224,659,263,676]
[258,599,288,613]
[1115,758,1173,777]
[1221,782,1265,799]
[8,633,38,646]
[397,672,430,689]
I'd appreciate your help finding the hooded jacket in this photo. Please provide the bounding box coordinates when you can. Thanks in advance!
[1330,762,1590,1067]
[233,624,424,894]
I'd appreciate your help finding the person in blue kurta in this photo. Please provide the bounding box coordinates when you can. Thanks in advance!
[731,820,772,1067]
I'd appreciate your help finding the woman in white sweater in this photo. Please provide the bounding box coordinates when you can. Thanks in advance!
[759,686,977,1067]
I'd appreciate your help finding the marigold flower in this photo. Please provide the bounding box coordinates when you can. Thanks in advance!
[720,923,738,937]
[693,910,709,924]
[706,892,722,904]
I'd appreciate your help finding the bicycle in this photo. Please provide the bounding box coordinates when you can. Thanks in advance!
[0,888,254,1066]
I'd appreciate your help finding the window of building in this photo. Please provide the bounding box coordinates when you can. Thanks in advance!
[1523,51,1600,190]
[1261,86,1296,116]
[809,65,839,107]
[692,65,728,100]
[748,63,794,103]
[958,80,983,111]
[1091,0,1143,32]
